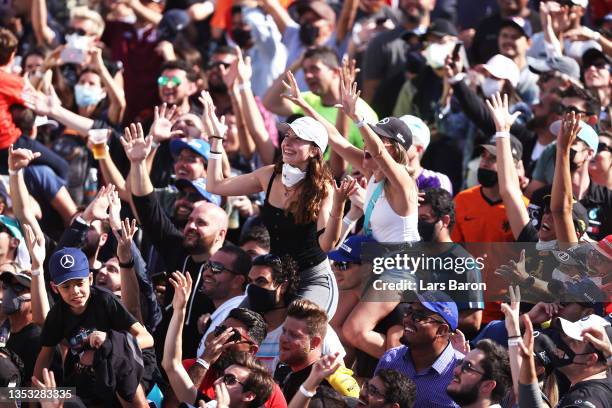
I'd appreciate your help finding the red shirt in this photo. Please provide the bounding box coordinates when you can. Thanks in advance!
[183,358,288,408]
[0,70,25,149]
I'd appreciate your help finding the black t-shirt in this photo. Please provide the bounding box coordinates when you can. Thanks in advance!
[7,323,42,383]
[278,363,335,403]
[580,182,612,241]
[557,376,612,408]
[40,286,137,399]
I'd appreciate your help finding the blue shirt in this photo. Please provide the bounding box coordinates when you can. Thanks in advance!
[375,343,463,408]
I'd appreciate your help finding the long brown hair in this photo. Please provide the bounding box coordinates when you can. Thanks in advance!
[274,152,333,225]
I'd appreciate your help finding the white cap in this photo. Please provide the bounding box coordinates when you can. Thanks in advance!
[482,54,520,88]
[399,115,430,150]
[570,0,588,7]
[280,117,328,153]
[556,315,611,341]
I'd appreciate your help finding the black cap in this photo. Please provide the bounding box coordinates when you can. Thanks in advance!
[158,9,190,41]
[369,117,413,151]
[582,47,611,68]
[500,18,530,38]
[480,134,524,161]
[527,56,581,80]
[426,18,458,38]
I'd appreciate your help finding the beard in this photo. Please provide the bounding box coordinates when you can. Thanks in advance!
[208,79,228,94]
[182,236,209,255]
[447,382,481,406]
[401,5,425,26]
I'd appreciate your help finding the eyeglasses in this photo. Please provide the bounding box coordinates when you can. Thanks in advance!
[331,261,359,271]
[222,373,247,388]
[206,61,231,71]
[404,308,446,325]
[456,359,487,377]
[66,28,88,36]
[205,260,237,275]
[597,144,612,154]
[362,381,385,399]
[157,76,182,87]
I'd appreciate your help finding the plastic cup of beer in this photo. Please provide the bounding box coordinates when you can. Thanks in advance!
[88,129,109,159]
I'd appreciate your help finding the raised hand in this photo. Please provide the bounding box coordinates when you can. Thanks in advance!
[338,69,361,122]
[281,70,308,110]
[198,91,227,138]
[348,178,367,209]
[306,352,342,388]
[8,145,41,172]
[150,103,183,144]
[581,326,612,358]
[31,369,63,408]
[213,381,231,408]
[443,54,462,79]
[494,249,529,285]
[220,59,239,89]
[121,122,152,163]
[526,301,561,325]
[558,110,582,151]
[23,224,45,272]
[517,314,534,359]
[117,218,138,264]
[450,329,470,355]
[201,326,238,364]
[485,93,521,132]
[22,88,59,117]
[82,184,114,222]
[501,285,521,337]
[169,271,193,311]
[235,46,253,83]
[108,189,122,231]
[333,176,358,210]
[87,47,105,70]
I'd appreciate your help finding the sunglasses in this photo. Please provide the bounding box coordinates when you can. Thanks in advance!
[597,144,612,154]
[559,104,593,116]
[207,61,231,71]
[456,359,488,377]
[404,308,446,325]
[222,373,247,388]
[331,261,359,271]
[585,61,610,70]
[157,76,182,87]
[66,28,88,36]
[205,260,237,275]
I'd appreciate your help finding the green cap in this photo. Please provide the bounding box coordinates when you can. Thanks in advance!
[0,216,23,240]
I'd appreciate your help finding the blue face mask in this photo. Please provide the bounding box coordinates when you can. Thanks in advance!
[74,84,104,107]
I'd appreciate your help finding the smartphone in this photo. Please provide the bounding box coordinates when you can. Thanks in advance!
[214,325,242,342]
[151,272,167,286]
[449,41,463,69]
[60,47,86,65]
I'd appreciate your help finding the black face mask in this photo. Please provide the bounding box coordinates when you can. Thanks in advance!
[231,28,254,49]
[246,284,279,313]
[299,23,319,46]
[418,219,437,242]
[477,168,498,188]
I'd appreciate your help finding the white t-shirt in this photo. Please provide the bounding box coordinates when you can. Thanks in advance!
[256,323,346,373]
[196,295,247,357]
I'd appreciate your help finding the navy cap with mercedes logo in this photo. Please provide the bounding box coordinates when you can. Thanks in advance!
[369,117,413,151]
[49,247,90,285]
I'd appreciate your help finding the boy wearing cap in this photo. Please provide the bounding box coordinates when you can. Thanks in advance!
[34,247,154,406]
[375,291,463,408]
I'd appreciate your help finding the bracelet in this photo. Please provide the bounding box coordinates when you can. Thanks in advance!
[8,168,22,176]
[31,269,41,277]
[494,131,510,139]
[343,215,357,226]
[119,259,135,268]
[354,118,367,128]
[209,135,225,140]
[299,384,316,398]
[209,152,223,160]
[507,335,521,339]
[196,358,210,370]
[508,338,523,347]
[237,82,252,92]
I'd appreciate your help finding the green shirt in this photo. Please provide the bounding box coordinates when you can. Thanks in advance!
[291,92,379,160]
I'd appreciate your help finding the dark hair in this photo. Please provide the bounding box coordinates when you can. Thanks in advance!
[561,84,601,116]
[501,79,523,106]
[21,47,46,72]
[252,254,300,302]
[9,105,35,137]
[231,353,274,408]
[287,298,328,339]
[475,339,512,403]
[220,243,253,281]
[160,59,198,83]
[303,46,340,70]
[213,45,239,57]
[239,223,270,251]
[0,28,18,66]
[227,307,267,346]
[376,369,416,408]
[422,188,455,230]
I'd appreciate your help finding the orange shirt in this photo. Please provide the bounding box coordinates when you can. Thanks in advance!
[0,70,25,149]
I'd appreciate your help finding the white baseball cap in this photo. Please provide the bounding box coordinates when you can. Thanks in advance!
[570,0,588,7]
[482,54,520,88]
[280,117,328,153]
[555,314,611,341]
[399,115,430,150]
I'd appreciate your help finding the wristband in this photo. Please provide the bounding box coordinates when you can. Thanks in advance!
[196,358,210,370]
[31,269,41,277]
[448,72,466,85]
[237,82,252,92]
[593,31,601,42]
[151,139,159,150]
[209,135,225,140]
[507,335,521,339]
[354,118,367,128]
[508,338,522,347]
[494,132,510,139]
[299,384,316,398]
[343,215,357,226]
[8,168,22,176]
[209,152,223,160]
[119,259,135,268]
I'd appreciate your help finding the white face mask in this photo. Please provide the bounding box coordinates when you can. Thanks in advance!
[481,77,503,98]
[536,239,558,251]
[282,163,306,188]
[424,42,455,70]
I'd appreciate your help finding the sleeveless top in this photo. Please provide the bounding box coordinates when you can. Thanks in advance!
[260,172,327,271]
[364,176,420,243]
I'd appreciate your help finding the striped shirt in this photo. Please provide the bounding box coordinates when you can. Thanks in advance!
[375,343,463,408]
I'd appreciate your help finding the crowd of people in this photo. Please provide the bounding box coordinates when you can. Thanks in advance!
[0,0,611,407]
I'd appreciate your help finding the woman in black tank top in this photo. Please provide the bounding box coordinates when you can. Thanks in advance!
[203,90,354,317]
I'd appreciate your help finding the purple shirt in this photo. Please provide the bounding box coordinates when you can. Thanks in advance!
[417,168,453,195]
[375,343,463,408]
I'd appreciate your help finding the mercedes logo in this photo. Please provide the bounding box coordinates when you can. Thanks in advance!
[60,254,75,269]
